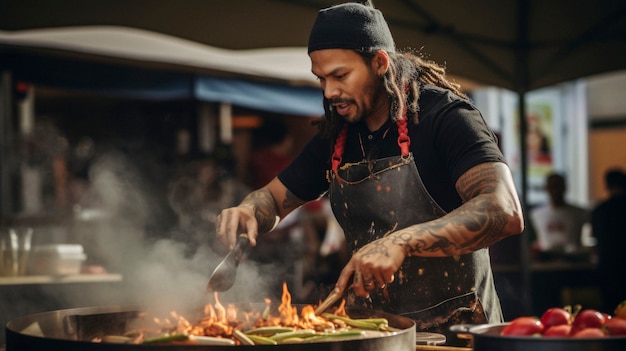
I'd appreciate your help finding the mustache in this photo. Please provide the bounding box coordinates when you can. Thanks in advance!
[329,98,354,105]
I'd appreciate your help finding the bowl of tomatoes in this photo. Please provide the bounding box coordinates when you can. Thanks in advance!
[450,303,626,351]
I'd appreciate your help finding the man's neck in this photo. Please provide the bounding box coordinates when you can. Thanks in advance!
[365,98,391,131]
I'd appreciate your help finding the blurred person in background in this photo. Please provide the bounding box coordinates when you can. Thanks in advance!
[247,118,295,190]
[214,1,523,345]
[592,168,626,313]
[530,173,590,260]
[168,154,249,257]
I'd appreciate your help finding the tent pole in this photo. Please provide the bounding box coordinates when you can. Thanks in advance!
[0,70,15,217]
[518,91,532,315]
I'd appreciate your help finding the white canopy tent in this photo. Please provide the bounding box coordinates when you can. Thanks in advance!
[0,26,326,117]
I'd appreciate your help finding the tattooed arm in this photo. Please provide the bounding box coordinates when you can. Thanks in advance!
[215,177,306,249]
[333,162,524,297]
[397,161,524,257]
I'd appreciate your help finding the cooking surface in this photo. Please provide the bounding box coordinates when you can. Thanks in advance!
[6,304,417,350]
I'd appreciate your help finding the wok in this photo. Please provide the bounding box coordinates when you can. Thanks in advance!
[6,304,416,351]
[451,323,626,351]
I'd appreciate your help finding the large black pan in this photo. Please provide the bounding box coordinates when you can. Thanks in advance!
[6,305,416,351]
[451,323,626,351]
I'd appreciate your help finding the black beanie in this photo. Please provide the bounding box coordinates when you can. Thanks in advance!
[307,2,395,54]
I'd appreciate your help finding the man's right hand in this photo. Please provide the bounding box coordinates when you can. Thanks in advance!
[216,205,259,250]
[215,178,303,250]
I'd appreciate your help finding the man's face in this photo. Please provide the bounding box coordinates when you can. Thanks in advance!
[310,49,387,124]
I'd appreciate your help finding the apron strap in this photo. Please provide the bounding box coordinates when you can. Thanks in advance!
[331,124,349,171]
[332,118,411,171]
[396,118,410,157]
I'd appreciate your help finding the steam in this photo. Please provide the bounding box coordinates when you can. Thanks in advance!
[65,150,282,319]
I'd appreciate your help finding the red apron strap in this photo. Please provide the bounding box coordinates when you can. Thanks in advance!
[396,118,410,157]
[332,123,348,171]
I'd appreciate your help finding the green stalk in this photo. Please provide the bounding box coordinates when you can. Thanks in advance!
[321,313,389,330]
[143,333,188,344]
[269,329,317,342]
[246,334,278,345]
[244,326,295,335]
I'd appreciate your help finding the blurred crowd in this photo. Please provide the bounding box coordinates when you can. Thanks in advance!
[528,168,626,313]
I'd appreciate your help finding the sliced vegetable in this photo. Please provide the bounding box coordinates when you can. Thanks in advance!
[244,326,295,335]
[246,334,278,345]
[143,333,188,344]
[280,337,306,343]
[233,329,255,345]
[188,335,235,345]
[262,305,271,320]
[321,313,389,330]
[269,329,317,342]
[304,330,365,342]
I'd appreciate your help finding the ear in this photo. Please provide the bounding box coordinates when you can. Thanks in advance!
[372,50,390,77]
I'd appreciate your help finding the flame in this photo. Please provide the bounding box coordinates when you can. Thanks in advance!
[277,281,299,326]
[146,281,352,342]
[335,298,348,317]
[213,291,227,324]
[300,305,335,330]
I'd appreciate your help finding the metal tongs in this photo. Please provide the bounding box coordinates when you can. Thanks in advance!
[206,233,250,292]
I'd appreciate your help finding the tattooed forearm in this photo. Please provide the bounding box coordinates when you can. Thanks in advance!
[282,188,305,212]
[385,197,507,257]
[240,188,280,234]
[386,162,522,257]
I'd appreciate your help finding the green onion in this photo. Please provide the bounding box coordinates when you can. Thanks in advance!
[143,333,188,344]
[321,313,389,330]
[269,329,317,342]
[246,334,278,345]
[244,326,295,335]
[233,329,255,345]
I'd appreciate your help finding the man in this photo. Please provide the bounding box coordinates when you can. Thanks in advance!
[592,168,626,313]
[528,172,590,313]
[216,1,523,344]
[530,173,590,257]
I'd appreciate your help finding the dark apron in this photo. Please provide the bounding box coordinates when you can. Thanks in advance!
[328,132,493,345]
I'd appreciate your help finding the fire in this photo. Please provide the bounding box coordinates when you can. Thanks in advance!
[335,298,348,317]
[213,292,227,324]
[144,282,349,344]
[278,281,298,326]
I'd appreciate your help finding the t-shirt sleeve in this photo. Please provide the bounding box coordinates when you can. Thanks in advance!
[278,134,331,201]
[429,97,506,183]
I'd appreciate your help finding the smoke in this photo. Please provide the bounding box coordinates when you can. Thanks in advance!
[63,150,284,319]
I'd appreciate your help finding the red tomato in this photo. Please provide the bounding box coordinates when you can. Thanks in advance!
[572,327,606,338]
[542,324,572,337]
[501,317,544,336]
[571,309,607,335]
[540,307,571,328]
[603,317,626,336]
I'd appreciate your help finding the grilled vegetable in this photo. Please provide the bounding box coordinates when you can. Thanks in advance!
[269,329,317,342]
[143,333,188,344]
[188,335,235,345]
[244,326,295,335]
[321,314,389,331]
[246,334,278,345]
[304,330,365,342]
[233,329,255,345]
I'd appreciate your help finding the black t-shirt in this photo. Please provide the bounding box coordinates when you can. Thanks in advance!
[279,84,505,213]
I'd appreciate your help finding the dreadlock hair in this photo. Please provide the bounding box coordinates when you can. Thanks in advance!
[315,49,469,140]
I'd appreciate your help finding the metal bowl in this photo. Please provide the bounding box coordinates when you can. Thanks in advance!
[452,323,626,351]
